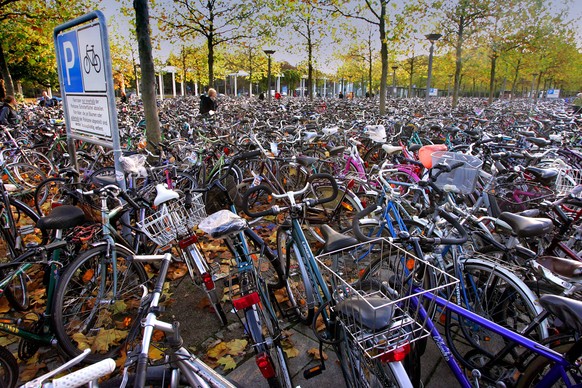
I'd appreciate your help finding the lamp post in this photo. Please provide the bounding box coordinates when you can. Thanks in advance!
[531,73,538,100]
[391,65,398,98]
[425,33,442,105]
[263,49,275,102]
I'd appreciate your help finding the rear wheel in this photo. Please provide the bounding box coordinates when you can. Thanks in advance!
[0,344,18,388]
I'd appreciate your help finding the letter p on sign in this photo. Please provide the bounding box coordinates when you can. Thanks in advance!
[63,41,75,85]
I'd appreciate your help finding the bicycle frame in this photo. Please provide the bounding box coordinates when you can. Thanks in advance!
[412,288,579,388]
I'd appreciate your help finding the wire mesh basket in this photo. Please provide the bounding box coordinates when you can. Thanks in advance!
[315,238,459,361]
[554,168,582,197]
[488,181,554,213]
[137,194,207,246]
[431,151,483,195]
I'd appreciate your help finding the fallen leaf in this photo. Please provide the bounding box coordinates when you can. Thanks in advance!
[226,339,247,356]
[307,348,328,360]
[72,332,91,351]
[217,355,237,371]
[149,346,165,360]
[206,341,228,359]
[284,346,300,358]
[0,298,10,313]
[197,297,211,309]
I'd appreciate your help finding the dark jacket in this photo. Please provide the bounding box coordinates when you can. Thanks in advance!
[0,104,19,125]
[199,95,217,115]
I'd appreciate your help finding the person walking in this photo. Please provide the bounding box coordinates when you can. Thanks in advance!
[0,95,20,126]
[199,88,218,115]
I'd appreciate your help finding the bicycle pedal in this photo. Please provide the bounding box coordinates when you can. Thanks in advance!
[303,365,324,379]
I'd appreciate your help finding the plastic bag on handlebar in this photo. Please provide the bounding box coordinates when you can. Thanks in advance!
[119,154,148,177]
[198,210,248,239]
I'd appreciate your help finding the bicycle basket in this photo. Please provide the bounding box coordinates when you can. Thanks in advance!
[554,168,582,197]
[137,194,206,246]
[431,151,483,195]
[488,181,554,213]
[315,238,458,361]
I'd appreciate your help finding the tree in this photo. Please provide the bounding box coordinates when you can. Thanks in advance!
[134,0,161,155]
[324,0,425,114]
[159,0,265,88]
[0,0,90,97]
[436,0,490,107]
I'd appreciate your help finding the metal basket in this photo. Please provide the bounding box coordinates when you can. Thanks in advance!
[316,238,459,361]
[488,181,554,213]
[137,194,207,246]
[554,168,582,197]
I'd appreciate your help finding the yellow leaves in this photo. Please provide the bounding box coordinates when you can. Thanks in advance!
[307,348,328,360]
[217,355,237,371]
[149,346,165,360]
[207,341,229,359]
[82,268,94,283]
[167,262,188,280]
[281,337,299,358]
[226,339,247,356]
[73,329,127,353]
[20,354,45,382]
[0,298,10,313]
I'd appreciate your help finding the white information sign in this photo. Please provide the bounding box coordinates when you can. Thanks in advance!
[547,89,560,99]
[429,88,438,96]
[66,95,111,138]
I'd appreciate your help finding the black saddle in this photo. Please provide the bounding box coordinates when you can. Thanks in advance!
[320,225,358,253]
[296,155,319,167]
[539,294,582,334]
[409,144,422,152]
[336,297,394,331]
[498,212,554,238]
[36,205,86,231]
[525,166,558,186]
[327,146,345,156]
[526,137,551,147]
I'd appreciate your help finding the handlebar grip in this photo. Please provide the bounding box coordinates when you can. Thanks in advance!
[307,173,338,206]
[52,358,115,388]
[235,149,261,160]
[241,184,276,218]
[433,208,468,245]
[352,205,380,242]
[118,190,140,209]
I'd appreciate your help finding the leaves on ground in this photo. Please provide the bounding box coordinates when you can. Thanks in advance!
[307,348,328,360]
[217,355,237,371]
[281,337,299,358]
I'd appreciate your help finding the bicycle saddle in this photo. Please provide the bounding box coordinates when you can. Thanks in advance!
[336,296,394,331]
[536,256,582,280]
[408,144,422,152]
[90,172,117,187]
[326,146,345,156]
[524,166,558,185]
[319,224,358,253]
[526,137,551,147]
[37,205,86,231]
[153,184,180,206]
[518,130,536,137]
[498,212,554,238]
[382,145,402,155]
[539,294,582,334]
[296,155,319,167]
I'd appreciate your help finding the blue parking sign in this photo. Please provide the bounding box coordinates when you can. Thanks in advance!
[57,31,83,93]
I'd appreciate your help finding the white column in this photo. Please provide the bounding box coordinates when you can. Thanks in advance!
[158,72,164,100]
[234,76,238,96]
[172,71,176,97]
[276,76,281,93]
[194,80,198,96]
[181,81,185,96]
[323,79,326,97]
[333,81,336,96]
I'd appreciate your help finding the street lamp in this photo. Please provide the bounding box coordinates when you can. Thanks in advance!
[263,49,275,102]
[425,33,442,105]
[391,65,398,98]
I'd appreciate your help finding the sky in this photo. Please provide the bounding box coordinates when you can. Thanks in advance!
[98,0,582,73]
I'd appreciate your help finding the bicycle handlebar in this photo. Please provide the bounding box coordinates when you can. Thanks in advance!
[352,205,468,246]
[48,358,115,388]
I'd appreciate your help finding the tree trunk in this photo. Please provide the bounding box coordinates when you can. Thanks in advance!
[488,53,497,104]
[0,44,15,97]
[208,32,214,88]
[378,1,388,115]
[308,38,313,101]
[134,0,161,154]
[408,56,415,97]
[452,18,464,108]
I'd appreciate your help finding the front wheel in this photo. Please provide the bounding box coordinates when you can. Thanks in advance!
[0,344,18,388]
[53,244,149,363]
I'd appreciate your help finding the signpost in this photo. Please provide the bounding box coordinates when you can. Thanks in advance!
[547,89,560,99]
[54,10,125,188]
[429,88,438,97]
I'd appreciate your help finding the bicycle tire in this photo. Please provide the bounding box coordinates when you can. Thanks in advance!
[16,150,58,177]
[3,162,47,197]
[517,339,582,387]
[53,244,149,363]
[444,258,546,381]
[277,234,315,325]
[1,269,29,311]
[1,197,46,260]
[0,344,18,388]
[34,177,82,216]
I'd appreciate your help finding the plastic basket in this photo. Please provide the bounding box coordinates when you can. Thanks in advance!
[137,194,206,246]
[554,168,582,197]
[431,151,483,195]
[315,238,458,361]
[488,181,554,213]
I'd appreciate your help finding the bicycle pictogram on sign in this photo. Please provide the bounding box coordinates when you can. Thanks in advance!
[83,44,101,74]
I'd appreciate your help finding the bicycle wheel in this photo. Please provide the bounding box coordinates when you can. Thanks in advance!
[16,149,58,176]
[517,339,582,388]
[34,177,82,216]
[3,163,47,197]
[0,197,45,260]
[0,344,18,388]
[53,244,149,363]
[362,143,389,170]
[1,268,29,311]
[444,258,546,382]
[276,162,310,192]
[276,232,315,325]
